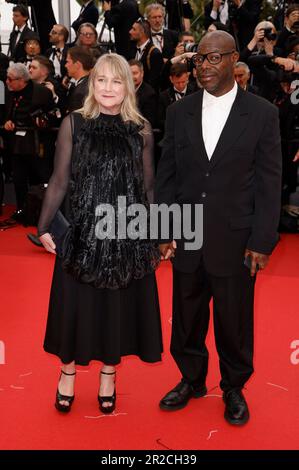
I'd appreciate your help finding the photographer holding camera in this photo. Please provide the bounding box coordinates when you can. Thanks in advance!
[0,63,54,229]
[204,0,262,51]
[276,4,299,57]
[242,21,297,101]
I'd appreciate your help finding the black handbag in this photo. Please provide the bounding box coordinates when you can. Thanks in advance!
[49,210,71,257]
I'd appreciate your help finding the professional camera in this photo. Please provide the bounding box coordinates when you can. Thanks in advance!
[184,42,198,53]
[263,27,277,41]
[30,108,61,128]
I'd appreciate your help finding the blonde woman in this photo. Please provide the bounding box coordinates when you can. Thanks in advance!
[38,53,162,414]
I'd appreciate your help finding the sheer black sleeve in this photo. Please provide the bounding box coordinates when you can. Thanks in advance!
[142,121,155,204]
[37,114,73,236]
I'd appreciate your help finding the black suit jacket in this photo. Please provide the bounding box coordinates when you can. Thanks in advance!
[204,0,262,51]
[72,1,99,32]
[4,80,54,155]
[67,76,89,113]
[136,81,157,128]
[138,42,164,92]
[161,29,179,60]
[158,84,194,131]
[9,25,33,62]
[104,0,140,59]
[8,0,56,52]
[155,87,282,276]
[45,45,69,79]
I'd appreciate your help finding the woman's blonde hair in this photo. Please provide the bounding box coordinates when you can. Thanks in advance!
[82,53,145,126]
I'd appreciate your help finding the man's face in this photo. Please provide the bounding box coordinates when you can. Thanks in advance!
[196,36,238,96]
[13,11,27,28]
[182,34,195,45]
[234,66,250,89]
[29,60,45,82]
[170,73,189,92]
[130,64,143,87]
[49,26,63,45]
[129,23,142,42]
[147,9,164,32]
[6,72,27,92]
[65,54,78,78]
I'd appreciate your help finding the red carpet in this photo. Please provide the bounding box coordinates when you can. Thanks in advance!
[0,210,299,450]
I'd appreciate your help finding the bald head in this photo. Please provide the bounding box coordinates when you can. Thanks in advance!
[199,31,236,51]
[196,31,239,97]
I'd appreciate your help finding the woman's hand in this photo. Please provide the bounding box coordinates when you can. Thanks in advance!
[39,232,56,254]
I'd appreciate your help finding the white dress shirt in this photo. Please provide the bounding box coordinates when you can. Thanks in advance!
[151,29,164,52]
[135,39,150,60]
[15,24,26,46]
[202,81,238,160]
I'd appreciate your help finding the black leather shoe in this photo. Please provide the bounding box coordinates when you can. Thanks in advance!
[27,233,43,247]
[223,389,249,425]
[159,380,207,411]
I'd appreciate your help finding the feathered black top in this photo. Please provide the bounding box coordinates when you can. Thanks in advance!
[38,112,160,289]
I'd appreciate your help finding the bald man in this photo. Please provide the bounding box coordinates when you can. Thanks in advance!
[155,31,282,425]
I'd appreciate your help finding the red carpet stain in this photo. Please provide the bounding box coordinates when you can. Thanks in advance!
[266,382,289,391]
[156,439,172,450]
[207,430,218,440]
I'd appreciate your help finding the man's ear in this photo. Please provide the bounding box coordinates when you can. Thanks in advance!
[232,51,240,64]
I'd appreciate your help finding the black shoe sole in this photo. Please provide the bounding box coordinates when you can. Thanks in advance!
[224,410,249,426]
[159,386,207,412]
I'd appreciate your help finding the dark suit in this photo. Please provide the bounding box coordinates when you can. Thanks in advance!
[8,0,56,52]
[165,0,193,31]
[4,80,54,210]
[104,0,140,60]
[138,42,164,92]
[155,87,282,390]
[67,76,89,113]
[204,0,262,51]
[45,45,69,80]
[136,81,157,128]
[72,0,99,32]
[9,25,33,62]
[158,84,194,131]
[153,28,178,60]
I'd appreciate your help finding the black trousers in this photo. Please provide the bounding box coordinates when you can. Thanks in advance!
[171,261,256,392]
[11,154,50,211]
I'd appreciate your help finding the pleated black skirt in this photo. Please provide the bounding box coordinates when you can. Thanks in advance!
[44,257,163,366]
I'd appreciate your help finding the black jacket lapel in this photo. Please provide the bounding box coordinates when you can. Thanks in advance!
[208,87,249,170]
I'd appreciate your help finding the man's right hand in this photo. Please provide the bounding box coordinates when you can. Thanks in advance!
[4,120,15,132]
[159,241,177,260]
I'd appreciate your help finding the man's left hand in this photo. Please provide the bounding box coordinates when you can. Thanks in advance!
[244,249,269,277]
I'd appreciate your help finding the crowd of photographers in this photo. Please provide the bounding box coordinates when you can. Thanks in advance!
[0,0,298,231]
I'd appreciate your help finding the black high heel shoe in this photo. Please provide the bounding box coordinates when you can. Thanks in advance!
[98,370,116,414]
[55,369,76,413]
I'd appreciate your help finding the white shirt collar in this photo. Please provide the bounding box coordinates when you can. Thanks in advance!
[203,81,238,109]
[17,24,26,33]
[138,39,150,53]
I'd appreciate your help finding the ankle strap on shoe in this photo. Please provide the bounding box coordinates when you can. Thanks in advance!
[101,370,116,375]
[61,370,76,376]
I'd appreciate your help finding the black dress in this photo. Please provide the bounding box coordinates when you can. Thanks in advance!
[38,112,162,366]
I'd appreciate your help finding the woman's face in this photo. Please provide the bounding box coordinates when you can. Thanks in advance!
[94,63,126,115]
[79,26,97,46]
